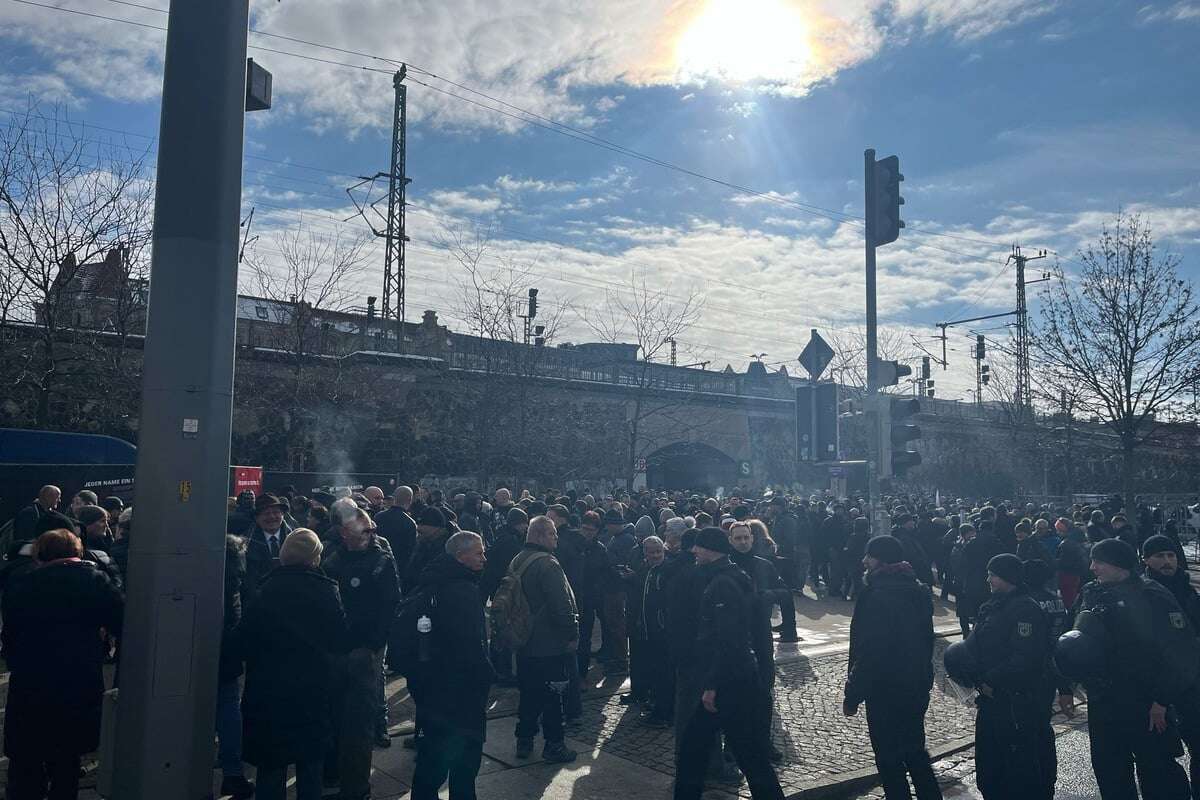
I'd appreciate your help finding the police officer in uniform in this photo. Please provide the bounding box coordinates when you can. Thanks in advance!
[673,528,784,800]
[961,554,1053,799]
[1143,534,1200,799]
[1071,538,1197,799]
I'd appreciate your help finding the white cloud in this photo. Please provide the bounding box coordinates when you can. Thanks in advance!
[494,175,579,193]
[426,189,505,215]
[0,0,1063,134]
[1137,2,1200,24]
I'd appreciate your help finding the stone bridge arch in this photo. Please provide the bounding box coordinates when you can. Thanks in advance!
[644,441,737,492]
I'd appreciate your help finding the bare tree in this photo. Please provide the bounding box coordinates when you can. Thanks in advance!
[1035,211,1200,511]
[582,277,715,488]
[0,104,154,427]
[825,325,908,392]
[244,221,371,369]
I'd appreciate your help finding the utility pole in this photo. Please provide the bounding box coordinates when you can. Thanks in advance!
[112,0,262,796]
[974,334,985,407]
[348,67,411,350]
[1008,244,1048,413]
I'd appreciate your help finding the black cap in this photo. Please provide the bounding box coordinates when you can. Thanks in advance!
[987,553,1024,586]
[1091,538,1139,571]
[865,535,904,564]
[694,526,732,555]
[507,506,529,526]
[604,508,625,524]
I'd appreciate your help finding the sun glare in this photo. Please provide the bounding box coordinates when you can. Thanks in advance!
[675,0,811,85]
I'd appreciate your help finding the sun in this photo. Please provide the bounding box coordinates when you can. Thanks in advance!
[675,0,811,85]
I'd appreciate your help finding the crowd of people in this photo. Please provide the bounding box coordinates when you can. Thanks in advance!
[1,481,1198,800]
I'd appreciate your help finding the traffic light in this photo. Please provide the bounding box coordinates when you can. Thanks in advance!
[877,359,912,388]
[975,334,985,360]
[879,396,922,479]
[871,155,905,246]
[534,324,546,347]
[926,379,935,398]
[981,365,991,385]
[796,383,839,462]
[838,398,859,418]
[921,356,930,381]
[527,288,538,319]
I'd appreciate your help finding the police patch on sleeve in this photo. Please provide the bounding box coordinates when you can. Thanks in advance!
[1017,622,1032,638]
[1170,611,1186,629]
[350,577,361,588]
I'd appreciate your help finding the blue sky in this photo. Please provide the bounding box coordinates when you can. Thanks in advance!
[2,0,1198,398]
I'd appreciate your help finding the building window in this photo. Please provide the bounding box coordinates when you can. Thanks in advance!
[255,306,269,320]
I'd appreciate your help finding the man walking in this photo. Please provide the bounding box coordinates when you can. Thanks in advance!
[674,528,784,800]
[843,535,942,800]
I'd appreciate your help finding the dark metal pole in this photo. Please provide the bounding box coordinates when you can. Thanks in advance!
[864,149,881,520]
[112,0,249,796]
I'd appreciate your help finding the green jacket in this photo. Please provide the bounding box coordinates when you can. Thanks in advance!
[511,544,579,657]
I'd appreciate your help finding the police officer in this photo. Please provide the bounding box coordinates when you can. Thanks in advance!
[962,554,1053,799]
[673,528,784,800]
[1073,538,1196,799]
[1023,558,1075,799]
[843,535,942,800]
[1143,535,1200,799]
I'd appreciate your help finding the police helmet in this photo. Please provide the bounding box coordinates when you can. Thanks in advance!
[942,640,978,688]
[1054,617,1106,683]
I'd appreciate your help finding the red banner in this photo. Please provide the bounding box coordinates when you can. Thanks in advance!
[232,466,263,496]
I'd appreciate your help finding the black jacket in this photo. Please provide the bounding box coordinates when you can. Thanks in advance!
[1147,567,1200,634]
[236,565,348,767]
[967,587,1049,694]
[1076,574,1200,707]
[665,552,702,664]
[892,528,933,585]
[1,560,124,759]
[693,558,760,691]
[415,554,495,741]
[956,533,1001,619]
[729,549,786,682]
[845,563,934,705]
[374,507,417,581]
[244,523,292,601]
[404,530,451,597]
[322,537,400,651]
[220,536,247,682]
[479,526,522,600]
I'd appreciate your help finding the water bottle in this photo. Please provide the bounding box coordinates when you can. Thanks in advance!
[417,614,433,663]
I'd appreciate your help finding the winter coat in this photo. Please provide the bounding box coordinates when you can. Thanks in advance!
[236,565,349,768]
[729,549,783,682]
[1075,575,1200,707]
[693,558,761,690]
[479,526,523,600]
[511,543,578,658]
[1055,537,1090,579]
[374,507,417,582]
[404,529,451,597]
[2,560,124,759]
[322,537,400,651]
[244,523,292,602]
[220,536,247,683]
[893,528,934,586]
[415,554,495,741]
[957,532,1001,620]
[967,587,1049,694]
[845,563,935,705]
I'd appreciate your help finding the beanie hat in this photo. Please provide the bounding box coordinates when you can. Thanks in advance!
[694,526,733,555]
[1091,538,1139,571]
[664,517,688,537]
[506,506,529,527]
[76,505,108,528]
[418,507,447,528]
[635,515,657,539]
[865,535,904,565]
[279,529,323,566]
[680,529,698,551]
[604,508,625,524]
[987,553,1024,586]
[1141,534,1177,559]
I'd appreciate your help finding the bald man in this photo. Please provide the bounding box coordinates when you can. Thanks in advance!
[13,485,62,542]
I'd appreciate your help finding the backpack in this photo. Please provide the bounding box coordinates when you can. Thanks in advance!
[490,551,550,650]
[391,588,437,677]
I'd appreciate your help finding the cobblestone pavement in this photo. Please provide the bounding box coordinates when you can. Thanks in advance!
[562,639,976,798]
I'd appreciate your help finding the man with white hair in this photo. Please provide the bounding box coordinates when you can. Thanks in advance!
[410,531,493,800]
[490,488,515,533]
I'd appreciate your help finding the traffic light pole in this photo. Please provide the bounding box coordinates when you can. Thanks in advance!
[112,0,250,796]
[863,149,883,531]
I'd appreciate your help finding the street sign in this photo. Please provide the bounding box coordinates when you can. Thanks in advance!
[738,460,752,477]
[798,329,834,381]
[634,457,647,473]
